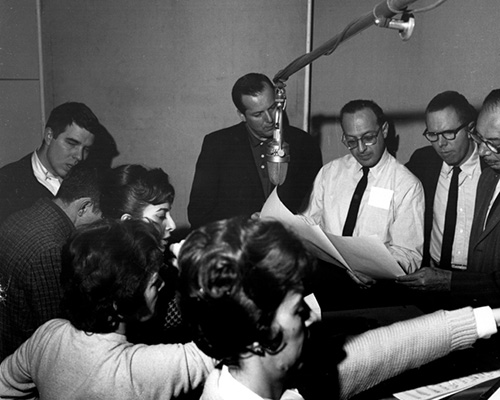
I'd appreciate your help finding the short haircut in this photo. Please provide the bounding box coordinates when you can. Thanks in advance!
[56,162,102,212]
[481,89,500,114]
[45,102,101,138]
[100,164,175,220]
[231,73,274,114]
[60,219,164,333]
[425,91,477,124]
[178,217,315,365]
[340,99,387,127]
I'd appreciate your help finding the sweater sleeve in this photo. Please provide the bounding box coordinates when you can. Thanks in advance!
[338,307,478,399]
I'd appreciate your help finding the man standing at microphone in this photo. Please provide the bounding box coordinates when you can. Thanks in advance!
[188,73,322,229]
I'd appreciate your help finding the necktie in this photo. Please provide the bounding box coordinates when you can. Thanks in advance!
[343,167,369,236]
[440,166,461,269]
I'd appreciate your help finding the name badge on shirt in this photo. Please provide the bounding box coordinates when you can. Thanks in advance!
[368,187,393,210]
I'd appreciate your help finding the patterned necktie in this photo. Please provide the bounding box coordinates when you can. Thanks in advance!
[440,166,461,269]
[343,167,369,236]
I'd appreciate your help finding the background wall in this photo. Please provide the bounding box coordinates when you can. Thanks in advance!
[311,0,500,164]
[40,0,308,231]
[2,0,499,230]
[0,0,43,164]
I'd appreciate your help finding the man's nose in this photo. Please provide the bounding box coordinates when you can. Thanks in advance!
[437,134,448,148]
[357,139,367,153]
[73,147,84,161]
[478,142,492,157]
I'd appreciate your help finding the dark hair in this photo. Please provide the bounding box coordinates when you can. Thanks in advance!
[481,89,500,114]
[425,91,477,125]
[56,162,102,212]
[45,102,101,138]
[60,219,164,333]
[100,164,175,220]
[231,73,274,114]
[340,99,387,127]
[178,217,315,365]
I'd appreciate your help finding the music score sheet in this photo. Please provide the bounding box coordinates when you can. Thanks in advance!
[260,188,405,279]
[393,370,500,400]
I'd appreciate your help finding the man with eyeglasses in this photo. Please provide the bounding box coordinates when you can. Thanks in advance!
[404,92,482,279]
[301,99,424,283]
[398,89,500,308]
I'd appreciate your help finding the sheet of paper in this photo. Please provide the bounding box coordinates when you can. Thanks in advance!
[393,370,500,400]
[261,188,404,279]
[325,233,405,279]
[260,188,349,269]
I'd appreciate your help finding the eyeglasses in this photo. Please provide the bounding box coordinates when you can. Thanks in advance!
[470,128,500,154]
[423,122,469,143]
[342,127,381,150]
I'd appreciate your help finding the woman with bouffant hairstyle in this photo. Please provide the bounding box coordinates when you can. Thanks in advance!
[178,217,319,399]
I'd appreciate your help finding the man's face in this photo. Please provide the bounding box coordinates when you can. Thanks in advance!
[476,107,500,172]
[45,123,95,178]
[426,107,473,167]
[341,108,387,168]
[238,83,277,140]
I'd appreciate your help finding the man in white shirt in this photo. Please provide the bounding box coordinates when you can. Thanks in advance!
[302,99,424,276]
[398,89,500,308]
[0,102,102,224]
[406,91,482,272]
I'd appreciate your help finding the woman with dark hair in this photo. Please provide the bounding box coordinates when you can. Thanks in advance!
[100,164,176,251]
[177,217,500,400]
[0,219,214,399]
[100,164,183,343]
[178,217,319,399]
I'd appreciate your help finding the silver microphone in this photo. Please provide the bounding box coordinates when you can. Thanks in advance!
[266,87,289,186]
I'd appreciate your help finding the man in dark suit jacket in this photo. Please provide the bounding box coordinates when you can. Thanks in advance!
[0,102,101,224]
[188,73,322,229]
[405,91,480,270]
[398,89,500,307]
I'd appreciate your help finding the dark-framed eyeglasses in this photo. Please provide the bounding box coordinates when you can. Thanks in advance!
[342,127,381,150]
[423,121,469,143]
[470,128,500,154]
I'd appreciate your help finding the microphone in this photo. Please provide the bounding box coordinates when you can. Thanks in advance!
[266,86,290,186]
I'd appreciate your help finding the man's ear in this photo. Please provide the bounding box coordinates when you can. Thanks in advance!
[77,198,94,217]
[237,109,247,123]
[467,121,475,138]
[381,121,389,139]
[120,214,132,221]
[43,128,54,146]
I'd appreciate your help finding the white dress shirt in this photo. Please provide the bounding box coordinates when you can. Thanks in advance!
[430,145,481,268]
[301,150,424,274]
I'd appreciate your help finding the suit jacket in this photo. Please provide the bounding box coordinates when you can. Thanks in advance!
[406,146,487,266]
[0,153,54,224]
[450,167,500,306]
[188,122,322,229]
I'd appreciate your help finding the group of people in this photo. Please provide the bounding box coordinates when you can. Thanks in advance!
[1,73,500,399]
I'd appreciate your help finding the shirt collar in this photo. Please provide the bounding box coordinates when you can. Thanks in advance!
[442,142,480,178]
[32,151,62,183]
[354,148,390,178]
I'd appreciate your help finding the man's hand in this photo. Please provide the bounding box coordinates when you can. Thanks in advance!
[396,266,452,291]
[347,269,376,288]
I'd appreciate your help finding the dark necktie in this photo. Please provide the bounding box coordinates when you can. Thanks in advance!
[343,167,369,236]
[440,166,461,269]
